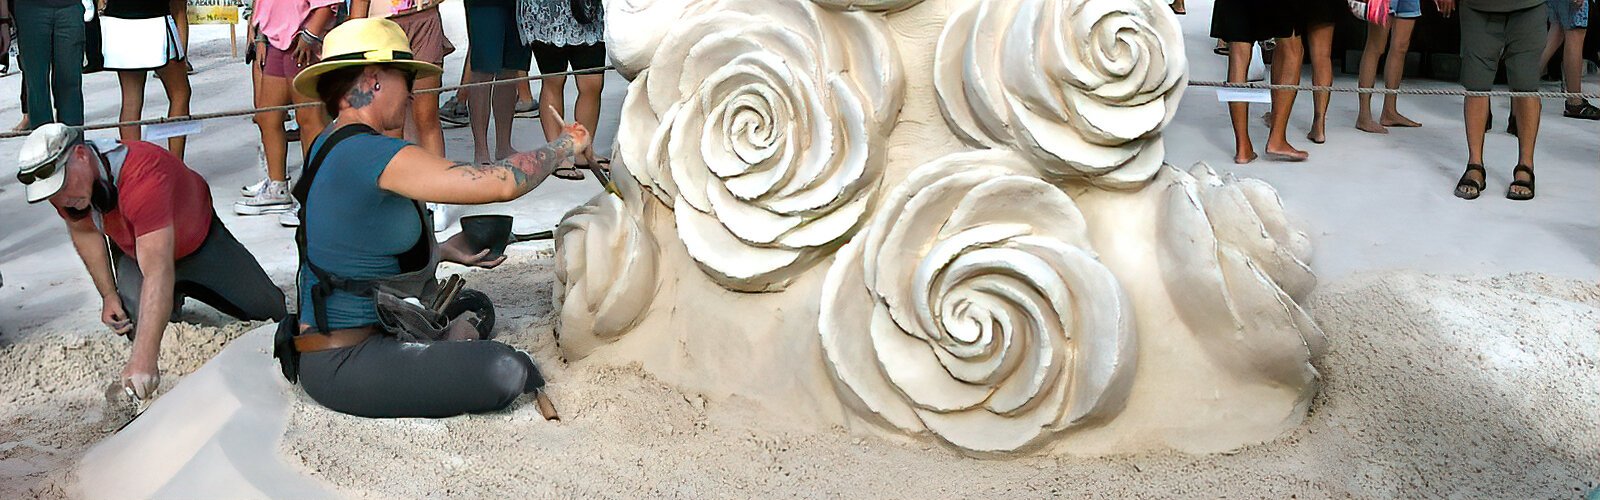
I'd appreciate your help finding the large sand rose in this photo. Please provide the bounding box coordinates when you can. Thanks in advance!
[934,0,1185,188]
[820,151,1136,454]
[616,0,904,292]
[1160,163,1326,388]
[554,162,661,360]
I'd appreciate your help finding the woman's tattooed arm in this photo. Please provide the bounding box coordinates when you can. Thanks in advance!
[445,134,578,197]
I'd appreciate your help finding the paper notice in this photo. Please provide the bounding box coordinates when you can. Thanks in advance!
[142,121,204,142]
[1216,88,1272,104]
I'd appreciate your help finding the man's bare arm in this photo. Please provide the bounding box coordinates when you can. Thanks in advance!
[65,217,119,300]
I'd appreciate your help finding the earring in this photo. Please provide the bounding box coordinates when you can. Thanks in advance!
[374,82,382,92]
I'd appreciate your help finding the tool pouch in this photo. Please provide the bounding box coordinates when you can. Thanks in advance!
[374,288,450,342]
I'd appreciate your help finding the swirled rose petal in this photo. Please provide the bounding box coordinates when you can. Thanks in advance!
[554,161,662,360]
[618,0,903,292]
[935,0,1185,188]
[820,151,1136,453]
[1158,163,1323,389]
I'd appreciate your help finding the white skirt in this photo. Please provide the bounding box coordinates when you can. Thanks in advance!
[100,15,185,70]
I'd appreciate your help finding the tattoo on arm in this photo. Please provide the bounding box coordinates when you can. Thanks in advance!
[445,135,578,195]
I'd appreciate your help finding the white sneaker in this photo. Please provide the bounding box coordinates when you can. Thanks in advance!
[278,208,301,227]
[241,144,273,195]
[234,180,295,215]
[240,177,267,196]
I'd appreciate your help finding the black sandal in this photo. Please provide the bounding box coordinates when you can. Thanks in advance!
[1564,102,1600,120]
[1454,163,1486,200]
[1506,164,1535,201]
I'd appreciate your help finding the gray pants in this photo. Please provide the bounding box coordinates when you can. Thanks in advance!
[298,335,545,418]
[115,216,287,323]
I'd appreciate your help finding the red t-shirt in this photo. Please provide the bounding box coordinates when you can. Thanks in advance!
[58,141,214,259]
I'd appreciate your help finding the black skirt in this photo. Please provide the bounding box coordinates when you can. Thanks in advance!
[1211,0,1296,43]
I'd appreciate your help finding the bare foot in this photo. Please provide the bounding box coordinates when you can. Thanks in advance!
[1234,151,1259,164]
[1263,144,1308,162]
[1355,117,1389,134]
[1379,111,1421,128]
[494,147,520,161]
[1306,122,1326,144]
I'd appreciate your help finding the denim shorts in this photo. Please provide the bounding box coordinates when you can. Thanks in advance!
[1392,0,1423,19]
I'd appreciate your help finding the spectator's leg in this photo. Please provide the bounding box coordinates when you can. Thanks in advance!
[116,71,149,144]
[492,70,520,160]
[1356,19,1390,133]
[1503,5,1545,181]
[1265,35,1308,161]
[1380,17,1421,127]
[1561,27,1588,107]
[49,2,84,126]
[291,81,327,157]
[1538,23,1563,79]
[539,73,567,142]
[575,73,604,162]
[1225,41,1257,164]
[254,63,292,183]
[1305,23,1334,143]
[409,74,447,156]
[13,2,56,128]
[467,69,495,163]
[156,23,192,159]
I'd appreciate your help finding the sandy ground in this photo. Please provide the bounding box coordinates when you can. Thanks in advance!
[272,263,1596,498]
[0,0,1596,497]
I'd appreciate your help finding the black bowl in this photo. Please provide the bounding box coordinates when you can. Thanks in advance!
[459,215,513,258]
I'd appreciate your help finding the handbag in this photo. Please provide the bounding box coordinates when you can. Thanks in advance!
[1347,0,1391,26]
[570,0,601,25]
[82,1,105,74]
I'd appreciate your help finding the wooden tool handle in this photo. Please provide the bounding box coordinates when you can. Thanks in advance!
[534,390,560,421]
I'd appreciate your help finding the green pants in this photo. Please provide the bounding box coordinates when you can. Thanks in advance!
[14,1,85,127]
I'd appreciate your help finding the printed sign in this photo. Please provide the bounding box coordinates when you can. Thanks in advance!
[187,0,239,25]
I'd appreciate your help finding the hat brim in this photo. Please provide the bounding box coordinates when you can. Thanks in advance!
[24,165,65,204]
[292,59,445,100]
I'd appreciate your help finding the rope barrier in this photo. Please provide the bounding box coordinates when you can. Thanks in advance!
[1,65,1592,141]
[0,66,615,140]
[1188,80,1600,100]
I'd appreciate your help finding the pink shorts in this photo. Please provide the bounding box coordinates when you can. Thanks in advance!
[260,43,312,79]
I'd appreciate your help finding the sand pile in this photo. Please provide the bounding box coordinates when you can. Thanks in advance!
[0,319,263,498]
[277,260,1599,498]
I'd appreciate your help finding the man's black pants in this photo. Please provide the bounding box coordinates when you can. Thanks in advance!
[114,216,287,323]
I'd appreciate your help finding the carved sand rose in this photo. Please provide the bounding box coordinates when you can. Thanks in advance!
[808,0,926,12]
[934,0,1186,188]
[604,0,710,79]
[616,0,904,292]
[820,151,1136,454]
[1160,163,1326,388]
[553,161,661,360]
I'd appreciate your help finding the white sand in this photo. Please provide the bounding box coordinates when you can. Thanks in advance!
[263,259,1597,498]
[0,2,1596,497]
[0,320,262,498]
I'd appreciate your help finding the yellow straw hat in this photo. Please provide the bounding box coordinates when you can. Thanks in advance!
[292,18,444,99]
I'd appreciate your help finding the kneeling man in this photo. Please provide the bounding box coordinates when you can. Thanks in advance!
[15,124,287,398]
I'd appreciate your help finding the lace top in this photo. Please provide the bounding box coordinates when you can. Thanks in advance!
[516,0,605,46]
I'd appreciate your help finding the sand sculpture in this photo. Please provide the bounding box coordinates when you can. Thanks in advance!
[556,0,1325,455]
